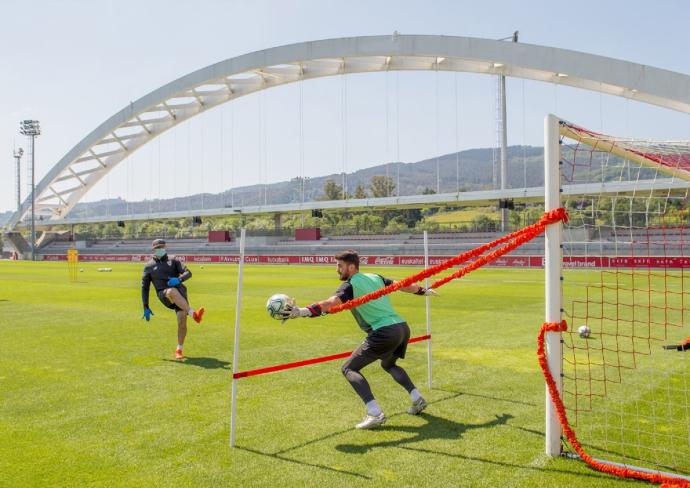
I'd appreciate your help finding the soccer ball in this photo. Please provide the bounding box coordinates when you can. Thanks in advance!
[266,293,294,320]
[578,325,591,339]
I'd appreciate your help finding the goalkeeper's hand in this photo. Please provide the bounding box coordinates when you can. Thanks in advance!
[142,307,154,321]
[167,277,181,287]
[279,304,315,324]
[415,286,439,297]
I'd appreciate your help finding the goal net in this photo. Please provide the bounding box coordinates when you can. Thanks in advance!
[545,115,690,481]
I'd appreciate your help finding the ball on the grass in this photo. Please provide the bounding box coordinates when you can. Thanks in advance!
[200,266,204,269]
[266,293,294,320]
[79,268,84,272]
[578,325,591,339]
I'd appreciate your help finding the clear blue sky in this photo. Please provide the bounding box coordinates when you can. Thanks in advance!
[1,0,689,213]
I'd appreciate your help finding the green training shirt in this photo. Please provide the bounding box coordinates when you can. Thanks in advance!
[334,272,405,333]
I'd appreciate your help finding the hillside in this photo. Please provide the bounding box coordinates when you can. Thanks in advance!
[64,146,543,219]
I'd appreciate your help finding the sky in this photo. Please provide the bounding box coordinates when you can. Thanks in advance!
[1,0,689,214]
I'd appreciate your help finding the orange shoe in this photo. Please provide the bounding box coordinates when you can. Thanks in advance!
[192,307,205,324]
[175,348,184,360]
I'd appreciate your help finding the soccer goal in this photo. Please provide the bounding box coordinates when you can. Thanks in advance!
[543,114,690,483]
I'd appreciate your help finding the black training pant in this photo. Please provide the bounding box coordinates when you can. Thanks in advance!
[341,322,417,404]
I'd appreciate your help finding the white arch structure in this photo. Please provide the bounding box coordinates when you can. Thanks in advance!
[7,34,690,230]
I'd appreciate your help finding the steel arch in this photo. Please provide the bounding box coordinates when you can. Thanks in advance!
[7,34,690,230]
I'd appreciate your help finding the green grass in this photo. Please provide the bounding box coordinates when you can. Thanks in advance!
[1,261,686,487]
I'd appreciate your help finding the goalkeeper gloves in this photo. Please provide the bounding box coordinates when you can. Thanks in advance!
[279,303,322,324]
[167,277,181,287]
[142,307,154,321]
[415,286,439,296]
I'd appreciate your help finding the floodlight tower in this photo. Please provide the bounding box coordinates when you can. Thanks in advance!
[19,120,40,261]
[13,146,23,211]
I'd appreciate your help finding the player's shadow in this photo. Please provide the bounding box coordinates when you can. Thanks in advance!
[334,413,619,482]
[162,357,231,369]
[335,412,513,454]
[237,390,616,482]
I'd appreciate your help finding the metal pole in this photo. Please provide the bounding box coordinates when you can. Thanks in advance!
[499,31,518,233]
[499,74,508,232]
[424,230,432,389]
[30,135,36,261]
[230,227,246,447]
[544,114,563,456]
[13,148,23,212]
[17,152,21,211]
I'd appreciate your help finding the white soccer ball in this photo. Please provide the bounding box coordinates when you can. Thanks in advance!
[266,293,294,320]
[578,325,591,339]
[79,268,84,272]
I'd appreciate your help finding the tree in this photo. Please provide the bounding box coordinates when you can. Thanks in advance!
[319,179,344,201]
[381,208,422,228]
[353,184,367,199]
[509,209,523,229]
[384,216,409,233]
[370,176,395,198]
[414,219,440,232]
[471,214,498,232]
[351,213,384,233]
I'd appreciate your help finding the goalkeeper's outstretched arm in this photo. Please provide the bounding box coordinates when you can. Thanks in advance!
[283,295,342,320]
[395,282,439,296]
[281,283,438,322]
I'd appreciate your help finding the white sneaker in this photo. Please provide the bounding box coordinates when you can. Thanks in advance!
[355,413,386,429]
[407,397,428,415]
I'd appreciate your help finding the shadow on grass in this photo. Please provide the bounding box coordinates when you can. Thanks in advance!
[231,392,465,481]
[397,445,629,482]
[274,391,464,456]
[335,412,514,454]
[236,446,371,481]
[336,411,623,482]
[433,386,538,407]
[162,357,230,369]
[510,425,544,438]
[252,388,621,482]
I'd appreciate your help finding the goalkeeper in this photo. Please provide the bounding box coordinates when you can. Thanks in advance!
[280,249,437,429]
[141,239,205,360]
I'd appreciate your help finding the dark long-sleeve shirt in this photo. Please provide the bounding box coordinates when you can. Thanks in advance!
[141,255,192,308]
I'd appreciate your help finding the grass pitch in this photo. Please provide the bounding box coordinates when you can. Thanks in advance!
[1,260,680,487]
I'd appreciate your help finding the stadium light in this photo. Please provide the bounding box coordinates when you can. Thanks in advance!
[19,120,40,261]
[20,120,41,136]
